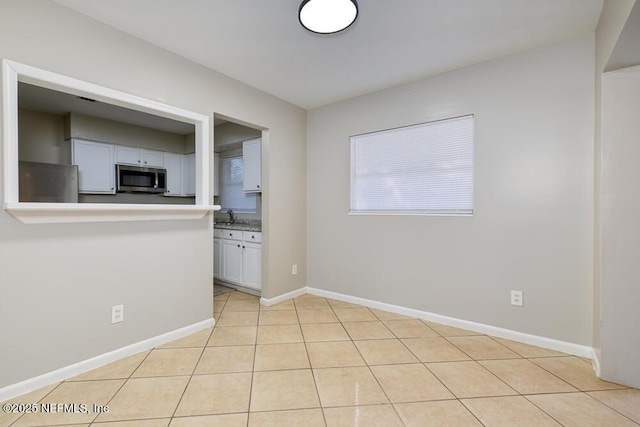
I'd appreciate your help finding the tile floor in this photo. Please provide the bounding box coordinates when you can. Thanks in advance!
[2,289,640,426]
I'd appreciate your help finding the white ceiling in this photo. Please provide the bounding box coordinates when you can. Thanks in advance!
[53,0,604,110]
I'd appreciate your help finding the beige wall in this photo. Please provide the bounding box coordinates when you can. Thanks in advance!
[593,0,636,370]
[65,112,188,153]
[214,122,261,149]
[600,68,640,388]
[0,0,306,388]
[307,34,595,345]
[18,109,67,164]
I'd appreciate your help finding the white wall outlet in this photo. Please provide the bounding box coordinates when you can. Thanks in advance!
[510,290,524,307]
[292,264,298,275]
[111,304,124,324]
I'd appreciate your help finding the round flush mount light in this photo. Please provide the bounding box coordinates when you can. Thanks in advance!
[299,0,359,34]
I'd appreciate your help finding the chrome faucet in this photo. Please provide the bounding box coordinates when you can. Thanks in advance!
[228,209,235,224]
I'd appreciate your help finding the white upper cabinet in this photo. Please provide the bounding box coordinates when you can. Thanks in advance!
[115,145,140,166]
[164,153,183,196]
[116,146,164,167]
[165,152,194,197]
[182,153,196,196]
[242,138,261,192]
[72,139,116,194]
[142,150,164,167]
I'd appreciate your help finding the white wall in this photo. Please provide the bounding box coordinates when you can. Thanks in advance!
[0,0,306,389]
[307,34,595,345]
[593,0,637,368]
[600,68,640,388]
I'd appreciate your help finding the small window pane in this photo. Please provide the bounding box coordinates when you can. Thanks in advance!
[350,115,474,215]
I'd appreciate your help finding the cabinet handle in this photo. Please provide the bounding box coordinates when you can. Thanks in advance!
[111,187,114,190]
[257,185,260,188]
[242,245,245,249]
[138,160,141,163]
[144,161,147,164]
[237,244,240,248]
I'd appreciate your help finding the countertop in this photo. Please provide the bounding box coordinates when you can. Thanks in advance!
[214,222,262,232]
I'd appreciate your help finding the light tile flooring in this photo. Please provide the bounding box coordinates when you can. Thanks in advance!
[3,289,640,426]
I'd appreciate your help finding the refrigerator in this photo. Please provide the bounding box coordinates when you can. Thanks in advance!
[19,161,79,203]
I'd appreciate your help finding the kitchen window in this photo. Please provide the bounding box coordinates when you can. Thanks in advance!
[350,115,474,216]
[220,155,256,212]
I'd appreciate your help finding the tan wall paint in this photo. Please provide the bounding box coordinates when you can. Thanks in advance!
[18,109,67,164]
[66,112,188,153]
[0,0,306,388]
[600,68,640,388]
[593,0,636,363]
[307,34,595,345]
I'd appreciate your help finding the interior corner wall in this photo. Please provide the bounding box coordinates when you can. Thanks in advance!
[307,34,595,345]
[593,0,637,368]
[600,68,640,388]
[0,0,306,389]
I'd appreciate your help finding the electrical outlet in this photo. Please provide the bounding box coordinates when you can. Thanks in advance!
[292,264,298,275]
[510,291,523,307]
[111,305,124,324]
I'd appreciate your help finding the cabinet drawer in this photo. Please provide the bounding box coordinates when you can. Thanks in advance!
[243,231,262,243]
[222,229,242,240]
[213,229,222,238]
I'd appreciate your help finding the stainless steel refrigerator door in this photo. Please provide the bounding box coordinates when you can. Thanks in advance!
[19,161,79,203]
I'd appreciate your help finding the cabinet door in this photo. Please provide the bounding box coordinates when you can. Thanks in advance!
[182,153,195,196]
[243,242,262,290]
[213,152,220,197]
[72,139,115,194]
[242,138,261,192]
[115,146,141,165]
[222,239,243,284]
[142,150,164,167]
[213,238,221,279]
[164,153,183,196]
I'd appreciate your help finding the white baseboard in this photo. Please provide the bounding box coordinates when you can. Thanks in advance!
[0,318,215,402]
[260,286,307,306]
[591,347,602,377]
[306,287,593,359]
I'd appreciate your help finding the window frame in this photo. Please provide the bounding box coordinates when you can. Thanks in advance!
[2,59,219,223]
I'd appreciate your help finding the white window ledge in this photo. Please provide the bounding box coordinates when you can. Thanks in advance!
[4,203,221,224]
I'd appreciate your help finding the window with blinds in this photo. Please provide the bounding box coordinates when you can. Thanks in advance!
[350,115,474,216]
[220,155,256,212]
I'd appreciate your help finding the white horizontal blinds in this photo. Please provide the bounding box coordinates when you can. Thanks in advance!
[221,156,256,212]
[350,115,474,215]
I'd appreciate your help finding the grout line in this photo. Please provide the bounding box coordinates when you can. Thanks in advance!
[294,295,329,427]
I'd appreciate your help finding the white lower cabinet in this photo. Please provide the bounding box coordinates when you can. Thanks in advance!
[213,229,221,280]
[242,241,262,290]
[215,229,262,290]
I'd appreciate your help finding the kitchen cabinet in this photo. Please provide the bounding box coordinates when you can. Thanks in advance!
[216,229,262,290]
[213,229,221,280]
[164,152,194,197]
[115,146,164,167]
[164,153,182,196]
[242,231,262,290]
[182,153,195,196]
[242,138,261,192]
[213,152,220,197]
[72,139,115,194]
[221,230,243,284]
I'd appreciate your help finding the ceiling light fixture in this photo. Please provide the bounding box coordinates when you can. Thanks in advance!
[299,0,359,34]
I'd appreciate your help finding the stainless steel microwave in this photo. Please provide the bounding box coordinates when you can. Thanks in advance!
[116,164,167,193]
